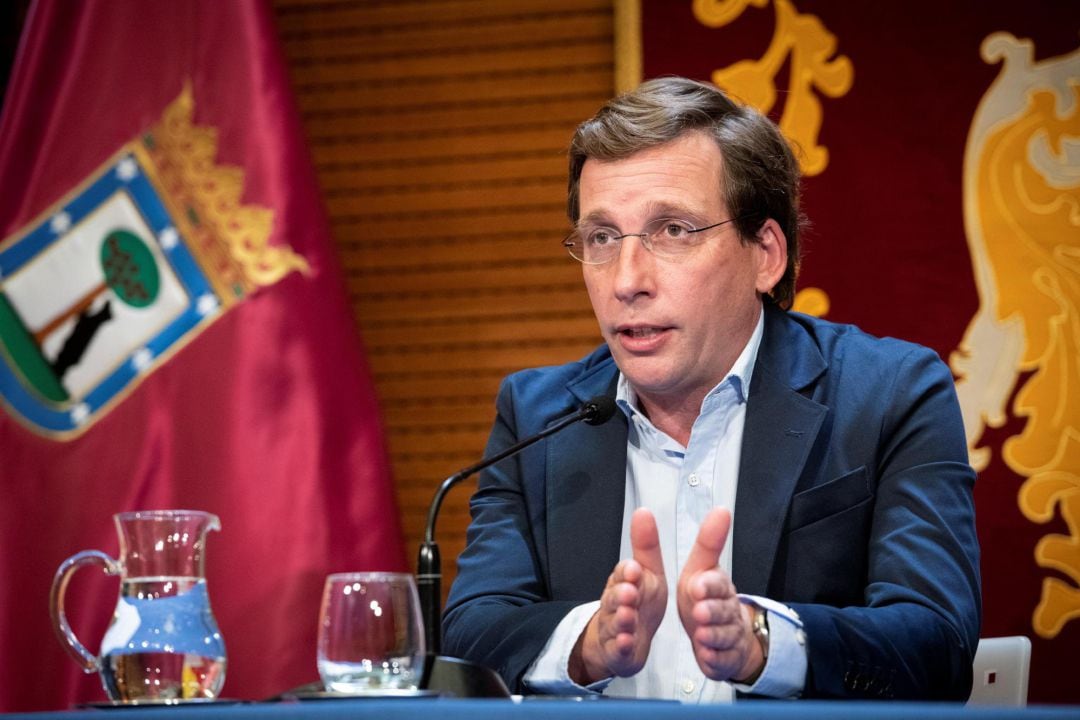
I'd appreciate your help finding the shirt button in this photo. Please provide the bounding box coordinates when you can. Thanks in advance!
[687,473,700,487]
[796,629,807,645]
[682,679,696,694]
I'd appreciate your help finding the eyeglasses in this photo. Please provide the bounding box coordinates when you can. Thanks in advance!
[562,217,740,265]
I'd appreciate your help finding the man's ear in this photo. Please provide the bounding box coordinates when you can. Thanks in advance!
[753,218,788,295]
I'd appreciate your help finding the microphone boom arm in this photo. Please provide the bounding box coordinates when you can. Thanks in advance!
[417,396,614,654]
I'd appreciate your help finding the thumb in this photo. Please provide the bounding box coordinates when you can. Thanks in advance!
[630,508,665,579]
[683,507,731,576]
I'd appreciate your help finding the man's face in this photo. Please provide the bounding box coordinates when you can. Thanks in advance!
[578,130,784,412]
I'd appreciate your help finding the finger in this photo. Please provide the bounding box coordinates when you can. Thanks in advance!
[689,569,736,602]
[599,607,641,658]
[682,507,732,576]
[691,595,742,627]
[630,508,665,578]
[613,631,636,657]
[602,581,640,613]
[608,559,641,592]
[694,644,740,681]
[612,603,638,633]
[692,618,744,650]
[619,558,642,585]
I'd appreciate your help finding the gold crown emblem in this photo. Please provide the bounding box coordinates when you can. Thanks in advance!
[134,83,309,306]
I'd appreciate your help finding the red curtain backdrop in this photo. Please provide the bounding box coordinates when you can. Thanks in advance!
[0,0,405,711]
[637,0,1079,704]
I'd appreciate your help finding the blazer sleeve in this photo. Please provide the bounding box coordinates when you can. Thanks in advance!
[789,345,982,700]
[441,377,579,692]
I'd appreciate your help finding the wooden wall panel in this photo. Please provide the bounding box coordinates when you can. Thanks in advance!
[272,0,613,602]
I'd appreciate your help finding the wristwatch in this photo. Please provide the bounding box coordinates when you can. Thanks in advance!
[740,603,770,685]
[751,604,770,662]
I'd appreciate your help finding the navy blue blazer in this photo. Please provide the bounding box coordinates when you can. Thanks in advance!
[443,303,981,700]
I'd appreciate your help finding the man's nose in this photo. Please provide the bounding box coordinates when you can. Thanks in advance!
[611,234,655,302]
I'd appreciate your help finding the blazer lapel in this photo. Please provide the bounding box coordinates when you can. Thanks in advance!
[546,361,625,600]
[539,309,829,599]
[733,307,828,596]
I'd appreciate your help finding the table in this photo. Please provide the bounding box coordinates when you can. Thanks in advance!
[6,698,1080,720]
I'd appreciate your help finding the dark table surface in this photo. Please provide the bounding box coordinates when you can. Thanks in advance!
[6,698,1080,720]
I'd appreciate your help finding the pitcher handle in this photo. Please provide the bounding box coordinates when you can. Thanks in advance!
[49,550,122,673]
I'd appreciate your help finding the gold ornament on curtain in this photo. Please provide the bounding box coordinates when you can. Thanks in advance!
[951,34,1080,639]
[144,84,311,303]
[693,0,851,317]
[693,0,853,176]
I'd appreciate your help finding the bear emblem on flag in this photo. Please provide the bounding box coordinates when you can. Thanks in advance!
[0,85,308,438]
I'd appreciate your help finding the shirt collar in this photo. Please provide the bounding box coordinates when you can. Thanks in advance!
[616,304,765,418]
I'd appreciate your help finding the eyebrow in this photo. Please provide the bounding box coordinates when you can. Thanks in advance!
[577,201,708,228]
[576,210,615,228]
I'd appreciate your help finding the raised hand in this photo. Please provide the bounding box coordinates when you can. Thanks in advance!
[571,508,668,683]
[676,507,763,682]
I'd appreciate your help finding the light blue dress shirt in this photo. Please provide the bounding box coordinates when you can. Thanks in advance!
[525,308,806,701]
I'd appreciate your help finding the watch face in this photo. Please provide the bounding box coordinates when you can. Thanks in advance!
[752,607,769,657]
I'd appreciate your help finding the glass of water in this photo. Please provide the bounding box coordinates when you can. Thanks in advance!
[317,572,426,693]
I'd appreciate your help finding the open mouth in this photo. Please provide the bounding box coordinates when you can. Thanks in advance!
[621,327,664,338]
[615,326,672,351]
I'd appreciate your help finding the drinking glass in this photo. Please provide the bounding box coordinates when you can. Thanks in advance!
[317,572,425,693]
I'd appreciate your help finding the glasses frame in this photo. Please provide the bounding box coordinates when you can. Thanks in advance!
[562,217,741,265]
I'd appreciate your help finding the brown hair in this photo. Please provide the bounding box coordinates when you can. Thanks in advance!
[568,77,802,308]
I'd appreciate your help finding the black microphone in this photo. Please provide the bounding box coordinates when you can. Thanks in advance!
[417,395,617,655]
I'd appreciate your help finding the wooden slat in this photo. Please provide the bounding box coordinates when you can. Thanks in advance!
[339,230,567,268]
[319,154,568,193]
[287,41,613,85]
[296,64,612,112]
[276,0,610,34]
[361,309,597,334]
[309,127,575,166]
[353,286,593,325]
[303,95,603,139]
[367,314,599,348]
[323,181,566,217]
[385,429,494,460]
[272,0,614,605]
[281,11,610,59]
[366,343,599,376]
[375,377,504,405]
[335,206,570,241]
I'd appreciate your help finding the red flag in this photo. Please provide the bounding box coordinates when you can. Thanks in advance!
[0,0,405,711]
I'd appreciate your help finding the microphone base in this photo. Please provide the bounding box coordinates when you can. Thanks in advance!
[421,653,512,698]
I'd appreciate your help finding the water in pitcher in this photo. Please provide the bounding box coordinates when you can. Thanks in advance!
[99,576,226,701]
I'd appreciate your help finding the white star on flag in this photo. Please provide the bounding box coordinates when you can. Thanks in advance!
[116,157,138,181]
[49,212,71,235]
[132,348,154,371]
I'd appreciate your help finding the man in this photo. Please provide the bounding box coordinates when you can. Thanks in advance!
[442,77,980,701]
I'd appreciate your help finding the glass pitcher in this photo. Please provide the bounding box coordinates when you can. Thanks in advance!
[50,510,227,703]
